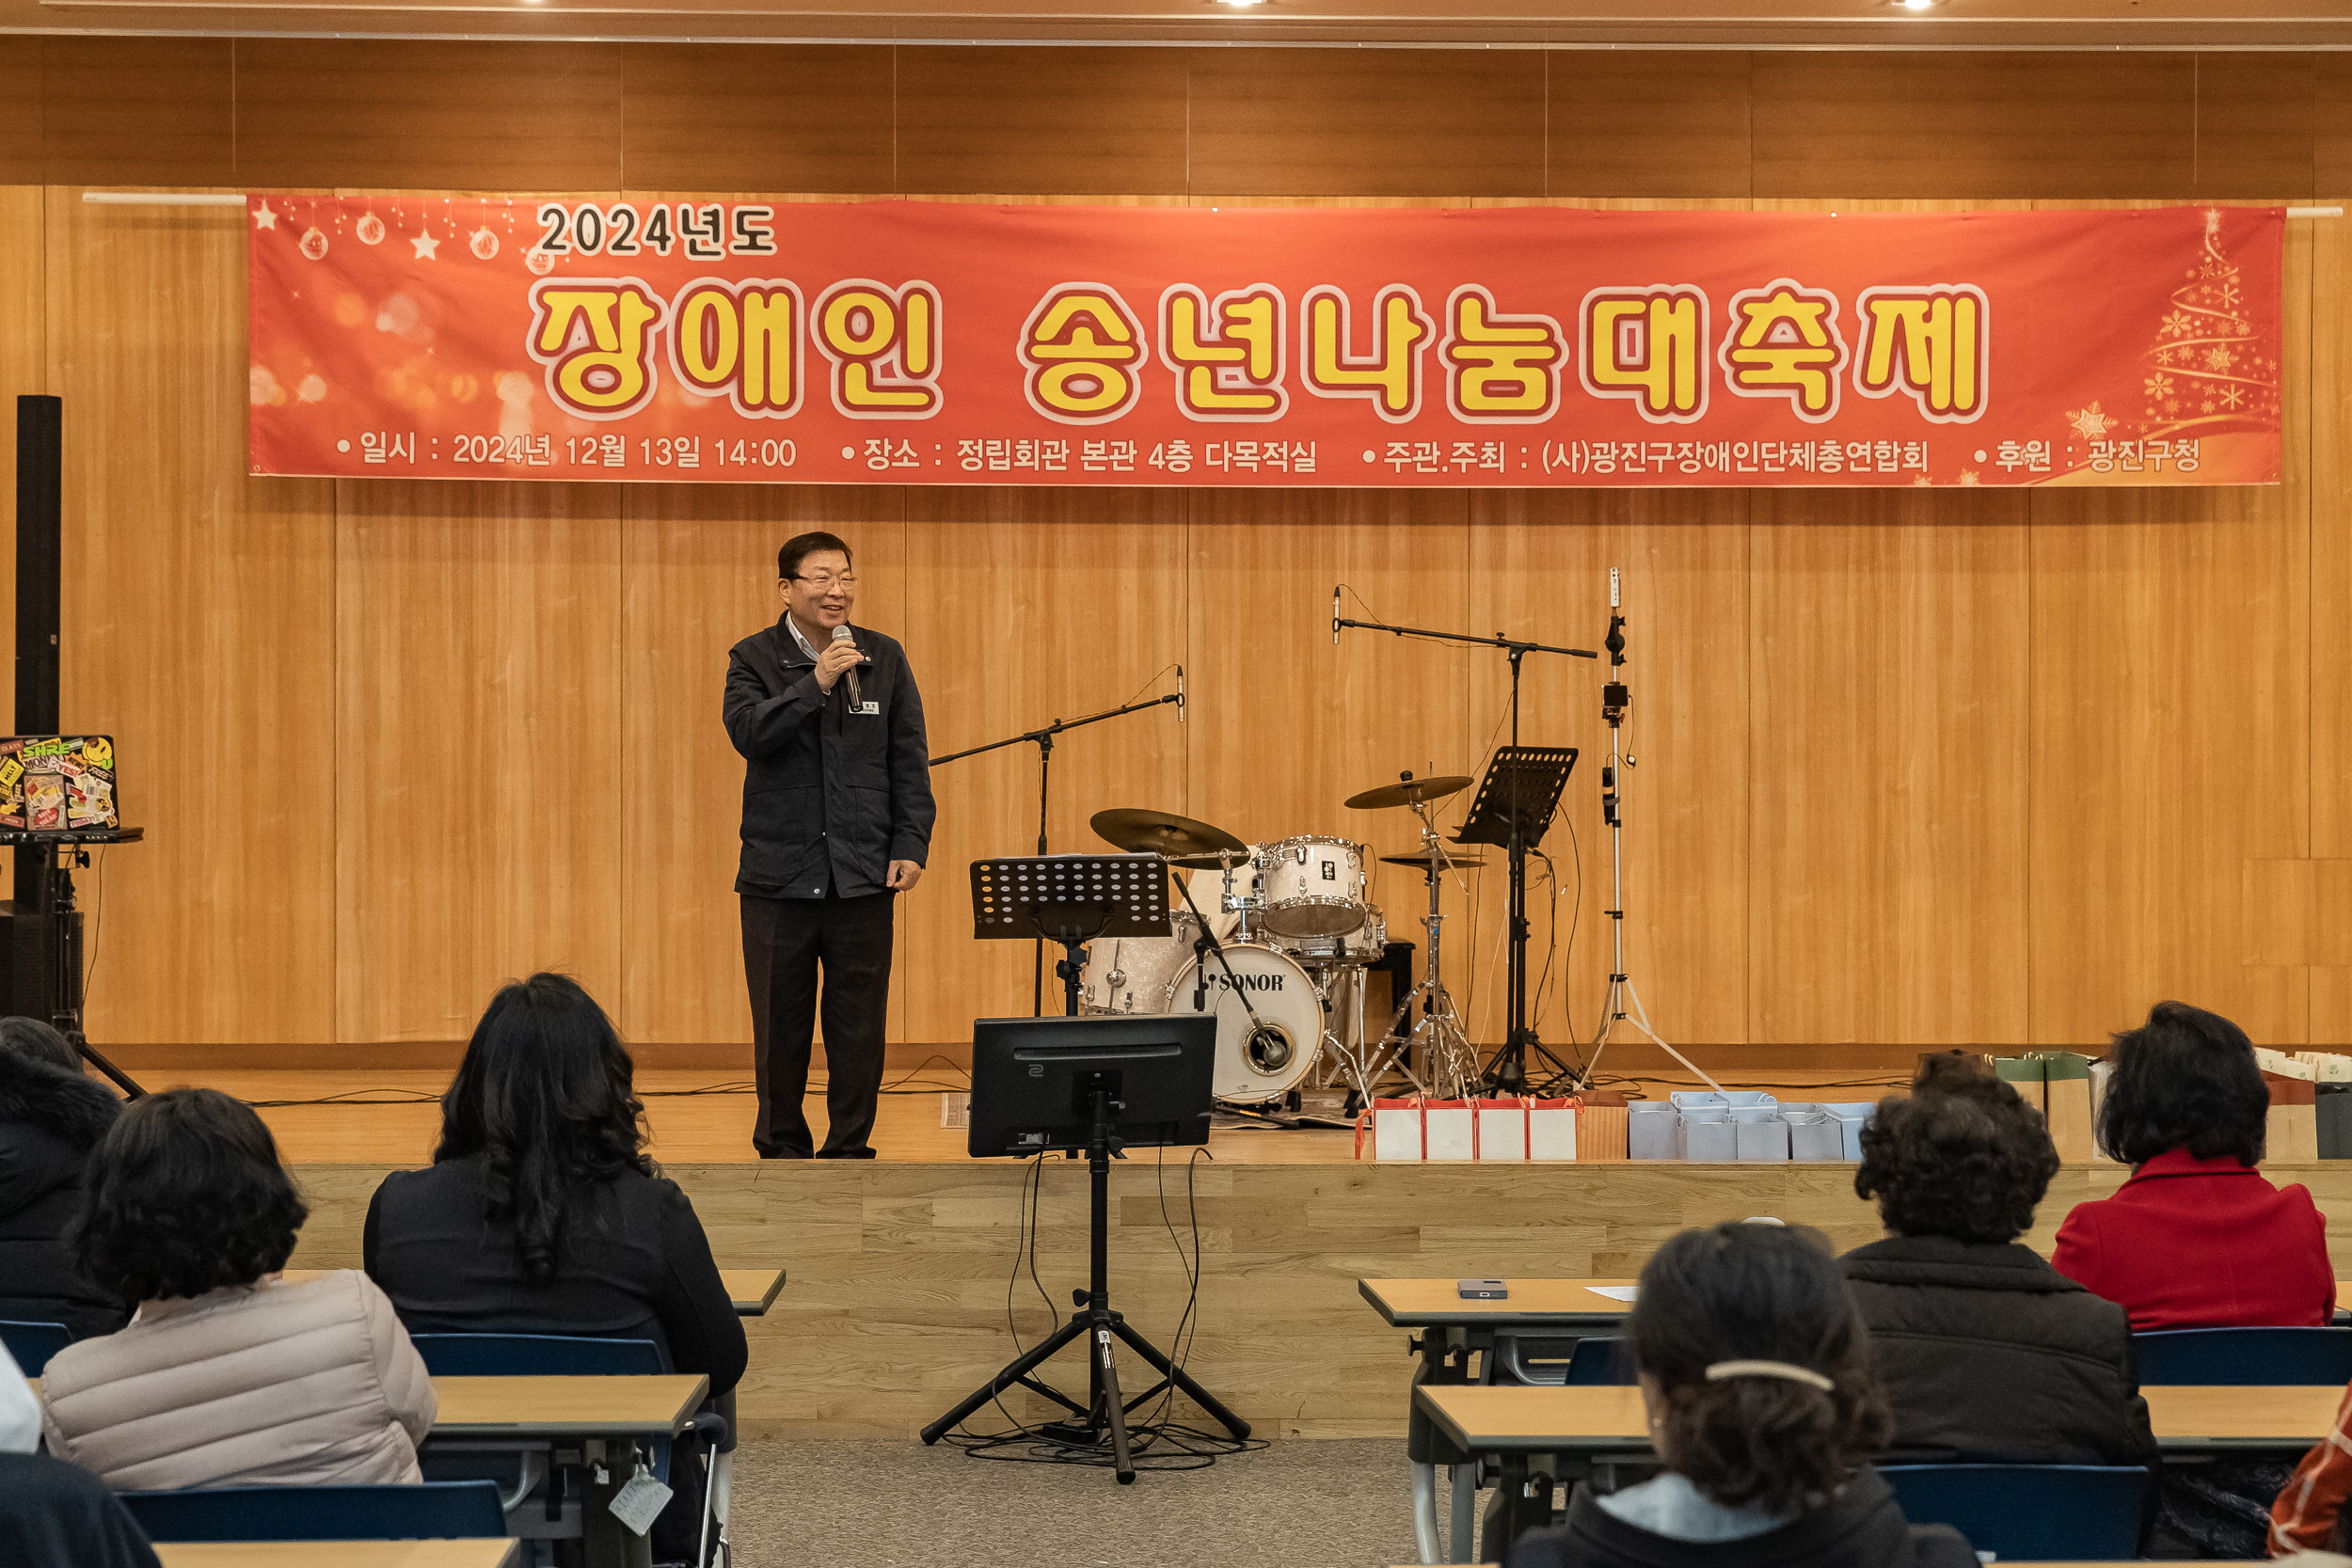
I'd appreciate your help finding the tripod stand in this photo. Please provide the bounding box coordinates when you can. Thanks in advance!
[917,1085,1251,1481]
[5,828,145,1098]
[932,685,1181,1015]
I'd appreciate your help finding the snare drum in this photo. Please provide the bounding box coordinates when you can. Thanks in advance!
[1257,835,1368,940]
[1278,904,1388,965]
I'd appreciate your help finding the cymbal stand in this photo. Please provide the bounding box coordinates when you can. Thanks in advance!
[1372,798,1477,1101]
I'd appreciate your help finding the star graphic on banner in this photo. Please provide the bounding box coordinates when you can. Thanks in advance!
[1958,470,1981,486]
[410,231,440,261]
[252,200,278,230]
[2067,402,2114,440]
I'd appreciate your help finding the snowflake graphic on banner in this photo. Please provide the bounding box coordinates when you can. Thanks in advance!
[2137,208,2280,435]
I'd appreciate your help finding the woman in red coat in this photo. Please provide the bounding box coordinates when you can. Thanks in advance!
[2052,1001,2334,1333]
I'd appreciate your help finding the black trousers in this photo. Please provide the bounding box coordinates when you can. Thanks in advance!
[741,889,895,1158]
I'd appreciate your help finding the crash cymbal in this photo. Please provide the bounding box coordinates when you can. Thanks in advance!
[1090,807,1248,862]
[1167,850,1259,870]
[1378,847,1487,870]
[1345,774,1474,811]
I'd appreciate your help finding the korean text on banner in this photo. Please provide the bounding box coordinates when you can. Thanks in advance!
[247,199,2283,490]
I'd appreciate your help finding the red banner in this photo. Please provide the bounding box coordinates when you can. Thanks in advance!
[246,198,2281,488]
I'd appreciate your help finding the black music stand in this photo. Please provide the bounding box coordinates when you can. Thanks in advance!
[1454,746,1577,1096]
[971,854,1170,1017]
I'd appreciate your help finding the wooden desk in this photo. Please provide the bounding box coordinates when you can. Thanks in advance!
[719,1267,785,1317]
[1359,1277,1638,1331]
[1408,1383,2347,1565]
[282,1267,785,1319]
[429,1373,707,1439]
[156,1543,518,1567]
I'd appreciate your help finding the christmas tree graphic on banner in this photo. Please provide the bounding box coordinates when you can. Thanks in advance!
[2137,207,2280,440]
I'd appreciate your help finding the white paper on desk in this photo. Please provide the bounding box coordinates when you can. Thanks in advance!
[1585,1285,1639,1302]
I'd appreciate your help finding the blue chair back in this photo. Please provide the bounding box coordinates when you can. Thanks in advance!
[0,1320,72,1377]
[120,1481,506,1543]
[1564,1336,1629,1386]
[1880,1464,2148,1560]
[408,1333,668,1377]
[2132,1326,2352,1386]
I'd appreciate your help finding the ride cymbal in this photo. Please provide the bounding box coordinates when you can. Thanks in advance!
[1090,807,1248,861]
[1345,774,1473,811]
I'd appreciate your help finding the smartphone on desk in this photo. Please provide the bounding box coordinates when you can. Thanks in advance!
[1457,1278,1508,1300]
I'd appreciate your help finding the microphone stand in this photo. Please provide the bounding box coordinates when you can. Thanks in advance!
[931,692,1181,1016]
[1334,611,1596,1087]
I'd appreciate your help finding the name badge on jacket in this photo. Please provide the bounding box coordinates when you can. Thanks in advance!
[854,701,881,717]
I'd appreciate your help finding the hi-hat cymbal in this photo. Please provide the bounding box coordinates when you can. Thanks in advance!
[1167,851,1258,870]
[1090,807,1248,861]
[1346,774,1473,811]
[1378,847,1488,870]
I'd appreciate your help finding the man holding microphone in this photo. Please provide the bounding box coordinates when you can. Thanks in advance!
[724,531,933,1158]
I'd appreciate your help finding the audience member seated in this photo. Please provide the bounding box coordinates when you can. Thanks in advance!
[0,1015,125,1338]
[2270,1379,2352,1554]
[2054,1000,2333,1330]
[0,1451,160,1568]
[1843,1053,2158,1469]
[40,1088,436,1489]
[365,973,746,1564]
[1504,1222,1975,1568]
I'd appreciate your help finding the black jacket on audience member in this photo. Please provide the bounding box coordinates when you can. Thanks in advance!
[1504,1468,1977,1568]
[0,1052,122,1338]
[1840,1234,2160,1465]
[363,1153,748,1396]
[0,1452,161,1568]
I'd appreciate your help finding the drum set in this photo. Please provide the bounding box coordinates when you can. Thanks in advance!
[1081,772,1488,1111]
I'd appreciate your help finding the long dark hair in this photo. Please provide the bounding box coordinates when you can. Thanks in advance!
[1632,1223,1890,1515]
[71,1088,309,1302]
[435,974,653,1279]
[2097,999,2268,1166]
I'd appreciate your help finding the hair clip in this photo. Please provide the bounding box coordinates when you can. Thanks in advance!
[1704,1359,1834,1392]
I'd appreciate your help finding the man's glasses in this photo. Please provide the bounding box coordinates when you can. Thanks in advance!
[791,574,858,591]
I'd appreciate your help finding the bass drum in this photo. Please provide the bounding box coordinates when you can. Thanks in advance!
[1168,942,1325,1102]
[1079,869,1248,1014]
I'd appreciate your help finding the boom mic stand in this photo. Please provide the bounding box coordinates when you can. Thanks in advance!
[1334,591,1596,1089]
[931,680,1183,1015]
[1567,571,1724,1098]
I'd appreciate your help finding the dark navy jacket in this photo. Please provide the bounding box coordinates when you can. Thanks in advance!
[723,615,933,898]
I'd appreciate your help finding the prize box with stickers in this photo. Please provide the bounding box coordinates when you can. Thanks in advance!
[0,736,119,832]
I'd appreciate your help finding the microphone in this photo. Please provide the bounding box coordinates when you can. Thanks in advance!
[1176,664,1185,722]
[832,624,862,708]
[1332,585,1341,645]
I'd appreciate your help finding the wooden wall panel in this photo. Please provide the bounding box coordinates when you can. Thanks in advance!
[1467,490,1752,1054]
[1546,54,1751,201]
[0,42,40,184]
[234,42,624,193]
[1748,487,2031,1046]
[619,46,895,195]
[334,481,622,1041]
[0,185,39,732]
[1751,55,2195,200]
[899,488,1189,1041]
[895,49,1190,197]
[1186,49,1546,198]
[618,483,906,1049]
[47,191,337,1044]
[2194,55,2315,201]
[41,40,233,189]
[2304,203,2350,1041]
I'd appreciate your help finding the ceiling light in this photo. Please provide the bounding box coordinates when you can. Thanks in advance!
[1896,0,1937,8]
[1216,0,1266,8]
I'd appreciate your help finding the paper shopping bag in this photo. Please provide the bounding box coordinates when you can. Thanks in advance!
[1357,1098,1423,1162]
[1578,1092,1628,1162]
[1627,1101,1677,1161]
[2035,1052,2097,1163]
[1474,1099,1529,1161]
[1423,1100,1475,1161]
[2318,1085,2352,1159]
[1786,1109,1843,1162]
[1991,1054,2047,1117]
[2265,1073,2320,1163]
[1735,1114,1791,1162]
[1528,1098,1578,1161]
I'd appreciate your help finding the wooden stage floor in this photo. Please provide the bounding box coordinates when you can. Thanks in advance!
[157,1065,1920,1166]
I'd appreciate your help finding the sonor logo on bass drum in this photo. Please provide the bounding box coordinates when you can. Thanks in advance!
[1211,972,1284,993]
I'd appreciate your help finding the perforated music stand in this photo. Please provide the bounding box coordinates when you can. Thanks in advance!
[1454,745,1578,1094]
[971,854,1171,1017]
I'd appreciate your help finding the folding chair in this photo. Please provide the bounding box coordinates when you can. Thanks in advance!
[1880,1463,2150,1560]
[0,1320,72,1377]
[2131,1325,2352,1386]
